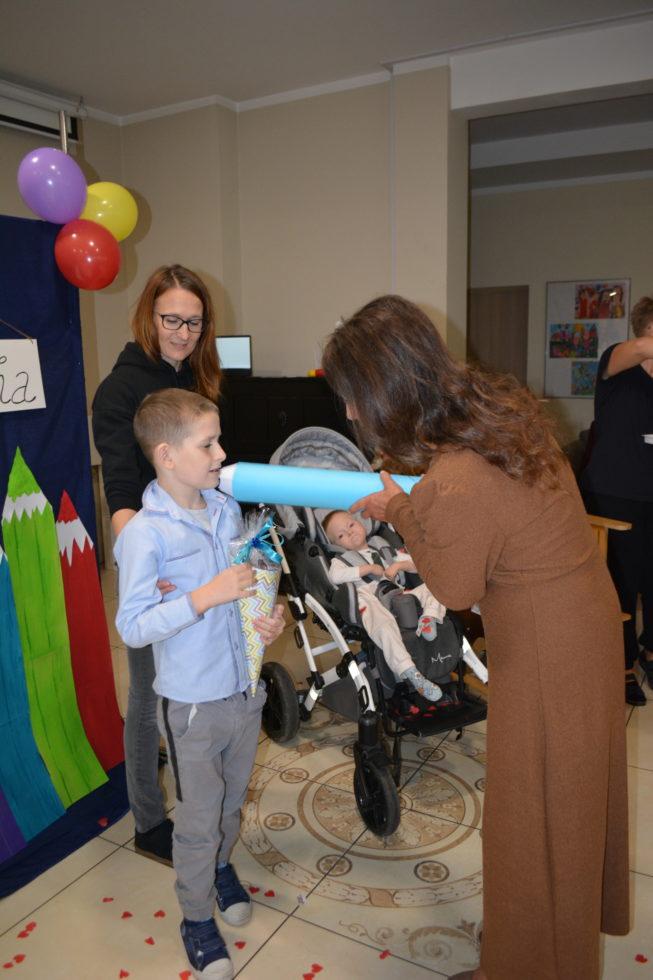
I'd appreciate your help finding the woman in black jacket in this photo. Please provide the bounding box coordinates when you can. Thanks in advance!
[92,265,222,862]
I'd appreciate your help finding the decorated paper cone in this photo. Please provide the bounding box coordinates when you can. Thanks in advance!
[237,566,281,695]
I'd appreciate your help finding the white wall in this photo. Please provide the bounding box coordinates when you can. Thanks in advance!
[469,176,653,445]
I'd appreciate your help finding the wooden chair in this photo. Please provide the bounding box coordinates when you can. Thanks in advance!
[586,514,632,621]
[586,513,632,559]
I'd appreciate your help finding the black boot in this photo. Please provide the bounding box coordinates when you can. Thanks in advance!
[134,817,173,865]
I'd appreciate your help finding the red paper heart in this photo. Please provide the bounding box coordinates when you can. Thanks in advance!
[264,889,275,897]
[119,972,130,978]
[379,949,391,959]
[17,933,28,939]
[234,941,246,949]
[25,924,36,933]
[179,972,192,980]
[144,937,155,945]
[13,957,25,965]
[2,965,13,970]
[635,954,649,963]
[121,912,133,919]
[102,897,114,903]
[153,910,166,917]
[303,974,314,980]
[248,886,260,894]
[98,817,109,827]
[311,966,323,973]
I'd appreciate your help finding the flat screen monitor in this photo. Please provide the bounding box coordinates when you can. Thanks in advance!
[216,335,252,376]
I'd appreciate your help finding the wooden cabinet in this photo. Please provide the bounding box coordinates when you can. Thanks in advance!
[219,376,350,462]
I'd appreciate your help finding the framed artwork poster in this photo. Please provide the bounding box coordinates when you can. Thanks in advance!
[544,278,630,397]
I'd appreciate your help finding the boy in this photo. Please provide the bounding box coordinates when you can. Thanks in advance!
[323,509,446,700]
[115,388,284,980]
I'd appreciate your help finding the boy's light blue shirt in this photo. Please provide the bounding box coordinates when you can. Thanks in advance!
[114,480,248,703]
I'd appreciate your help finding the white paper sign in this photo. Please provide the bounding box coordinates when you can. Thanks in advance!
[0,339,46,412]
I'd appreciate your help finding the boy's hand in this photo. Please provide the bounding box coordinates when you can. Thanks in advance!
[254,603,285,646]
[156,579,177,596]
[191,563,255,614]
[362,563,384,577]
[384,560,415,580]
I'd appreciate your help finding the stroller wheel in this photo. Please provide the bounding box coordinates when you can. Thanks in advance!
[260,661,300,743]
[353,759,400,837]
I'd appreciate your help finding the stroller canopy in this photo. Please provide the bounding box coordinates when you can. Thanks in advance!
[269,426,375,541]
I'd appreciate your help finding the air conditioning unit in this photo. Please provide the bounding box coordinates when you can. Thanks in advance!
[0,81,79,141]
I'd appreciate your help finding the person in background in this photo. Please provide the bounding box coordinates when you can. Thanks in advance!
[580,294,653,706]
[115,388,284,980]
[92,265,222,863]
[321,294,629,980]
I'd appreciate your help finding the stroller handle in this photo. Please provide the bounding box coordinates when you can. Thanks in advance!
[218,462,420,510]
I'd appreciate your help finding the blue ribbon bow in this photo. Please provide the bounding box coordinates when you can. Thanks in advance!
[233,517,283,565]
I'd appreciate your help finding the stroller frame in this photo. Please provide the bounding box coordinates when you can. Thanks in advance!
[261,522,487,838]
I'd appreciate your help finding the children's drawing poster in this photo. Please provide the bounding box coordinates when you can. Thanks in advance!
[544,279,629,397]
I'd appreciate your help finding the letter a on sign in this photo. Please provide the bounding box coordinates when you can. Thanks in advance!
[0,339,46,412]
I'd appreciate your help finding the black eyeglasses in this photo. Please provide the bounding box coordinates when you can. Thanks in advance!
[155,313,206,334]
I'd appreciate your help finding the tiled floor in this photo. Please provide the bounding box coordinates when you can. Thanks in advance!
[1,568,652,979]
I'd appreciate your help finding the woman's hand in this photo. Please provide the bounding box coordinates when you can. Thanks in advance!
[350,471,405,522]
[254,603,286,645]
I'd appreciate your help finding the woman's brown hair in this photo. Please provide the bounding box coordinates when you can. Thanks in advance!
[131,265,222,403]
[322,294,564,488]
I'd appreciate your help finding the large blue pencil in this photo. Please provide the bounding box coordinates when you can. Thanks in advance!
[219,462,420,510]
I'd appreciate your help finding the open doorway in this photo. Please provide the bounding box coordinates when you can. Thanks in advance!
[467,285,529,383]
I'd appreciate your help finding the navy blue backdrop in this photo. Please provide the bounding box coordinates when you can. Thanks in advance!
[0,214,96,547]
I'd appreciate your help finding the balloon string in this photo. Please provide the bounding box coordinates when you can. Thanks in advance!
[0,317,34,341]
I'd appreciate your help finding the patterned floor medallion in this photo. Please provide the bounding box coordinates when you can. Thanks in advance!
[242,715,484,910]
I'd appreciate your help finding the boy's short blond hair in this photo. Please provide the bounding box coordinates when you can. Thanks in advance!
[134,388,218,464]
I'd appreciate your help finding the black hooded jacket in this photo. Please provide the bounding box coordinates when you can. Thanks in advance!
[91,342,196,516]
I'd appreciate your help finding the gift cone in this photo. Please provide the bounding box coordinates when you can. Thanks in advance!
[237,565,281,695]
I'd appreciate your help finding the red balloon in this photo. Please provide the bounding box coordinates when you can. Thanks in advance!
[54,218,120,290]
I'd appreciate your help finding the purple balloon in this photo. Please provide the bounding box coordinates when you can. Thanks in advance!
[17,147,87,224]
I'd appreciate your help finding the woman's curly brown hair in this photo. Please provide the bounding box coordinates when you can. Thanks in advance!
[322,294,564,488]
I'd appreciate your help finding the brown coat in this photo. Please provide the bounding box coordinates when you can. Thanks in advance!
[387,449,629,980]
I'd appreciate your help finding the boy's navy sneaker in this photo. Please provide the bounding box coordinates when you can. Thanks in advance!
[215,862,252,926]
[180,917,233,980]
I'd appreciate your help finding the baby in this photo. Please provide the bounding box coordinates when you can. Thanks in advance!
[323,509,447,700]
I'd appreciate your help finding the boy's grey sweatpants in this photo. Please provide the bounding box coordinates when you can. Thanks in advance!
[158,686,266,922]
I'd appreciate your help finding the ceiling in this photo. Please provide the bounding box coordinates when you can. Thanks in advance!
[2,0,653,191]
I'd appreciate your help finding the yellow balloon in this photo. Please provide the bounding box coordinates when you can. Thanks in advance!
[80,181,138,242]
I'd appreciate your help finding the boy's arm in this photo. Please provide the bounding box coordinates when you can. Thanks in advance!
[384,558,417,579]
[328,557,360,584]
[115,524,205,648]
[190,564,255,615]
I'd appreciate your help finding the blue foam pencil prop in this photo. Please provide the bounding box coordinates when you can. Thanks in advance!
[218,462,420,510]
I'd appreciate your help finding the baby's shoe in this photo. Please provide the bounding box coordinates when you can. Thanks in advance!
[400,665,442,701]
[416,614,437,641]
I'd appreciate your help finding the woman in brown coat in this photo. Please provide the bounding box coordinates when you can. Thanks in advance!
[321,295,630,980]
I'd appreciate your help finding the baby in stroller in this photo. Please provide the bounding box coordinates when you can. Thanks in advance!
[323,509,447,701]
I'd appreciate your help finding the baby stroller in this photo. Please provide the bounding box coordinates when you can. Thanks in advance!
[259,426,487,838]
